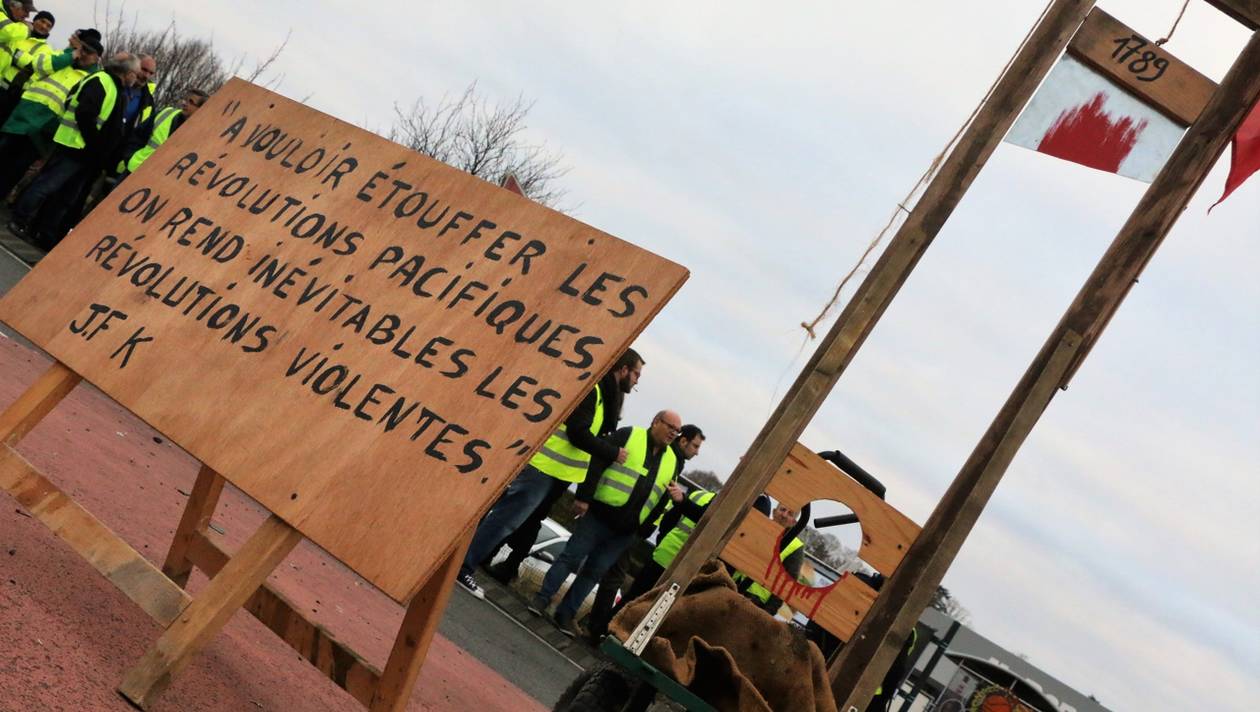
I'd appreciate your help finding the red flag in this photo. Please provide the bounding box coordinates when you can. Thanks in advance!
[1211,98,1260,209]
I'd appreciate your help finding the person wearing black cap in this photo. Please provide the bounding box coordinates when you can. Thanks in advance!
[0,30,101,202]
[0,9,54,124]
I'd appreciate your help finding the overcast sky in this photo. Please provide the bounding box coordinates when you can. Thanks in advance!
[74,1,1258,709]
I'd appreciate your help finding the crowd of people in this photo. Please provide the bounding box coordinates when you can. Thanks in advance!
[0,0,208,259]
[456,346,807,641]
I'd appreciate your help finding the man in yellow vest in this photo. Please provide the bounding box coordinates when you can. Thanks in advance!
[0,29,99,201]
[457,349,644,599]
[9,52,138,252]
[530,410,685,636]
[583,423,705,639]
[0,8,52,123]
[121,88,207,174]
[0,0,34,78]
[735,503,807,614]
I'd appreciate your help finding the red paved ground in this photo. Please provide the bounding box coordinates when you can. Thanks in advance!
[0,336,546,712]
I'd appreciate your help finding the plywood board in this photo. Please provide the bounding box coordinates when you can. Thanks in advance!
[0,79,688,601]
[1067,8,1216,126]
[720,444,920,641]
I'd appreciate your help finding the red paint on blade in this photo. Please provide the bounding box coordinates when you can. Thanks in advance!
[1037,93,1146,174]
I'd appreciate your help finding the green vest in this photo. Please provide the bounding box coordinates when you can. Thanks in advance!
[652,489,715,567]
[2,35,44,84]
[737,536,806,604]
[54,71,117,150]
[591,427,677,524]
[528,383,604,483]
[19,59,84,114]
[127,106,181,172]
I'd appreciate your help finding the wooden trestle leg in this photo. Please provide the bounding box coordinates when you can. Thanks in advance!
[118,514,303,709]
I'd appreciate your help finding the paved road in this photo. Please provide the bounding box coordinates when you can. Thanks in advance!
[0,207,583,709]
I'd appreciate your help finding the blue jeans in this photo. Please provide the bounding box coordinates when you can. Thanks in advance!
[460,464,557,579]
[535,514,634,624]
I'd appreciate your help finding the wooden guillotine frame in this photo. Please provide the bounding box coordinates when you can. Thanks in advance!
[0,80,689,708]
[618,1,1260,709]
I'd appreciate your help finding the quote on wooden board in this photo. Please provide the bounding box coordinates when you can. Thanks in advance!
[0,79,688,601]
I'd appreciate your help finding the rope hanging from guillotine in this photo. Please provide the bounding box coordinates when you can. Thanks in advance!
[798,0,1057,340]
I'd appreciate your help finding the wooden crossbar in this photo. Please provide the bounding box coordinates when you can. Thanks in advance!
[0,444,192,626]
[186,529,381,706]
[0,358,458,710]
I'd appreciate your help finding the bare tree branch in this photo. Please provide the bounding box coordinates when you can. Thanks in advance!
[389,81,569,209]
[92,0,288,108]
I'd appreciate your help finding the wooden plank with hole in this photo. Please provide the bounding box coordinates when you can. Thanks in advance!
[721,513,877,641]
[118,514,303,709]
[0,444,191,626]
[766,445,919,576]
[185,530,379,706]
[0,78,688,603]
[1205,0,1260,30]
[1067,8,1217,126]
[718,444,917,641]
[161,464,226,587]
[0,361,80,446]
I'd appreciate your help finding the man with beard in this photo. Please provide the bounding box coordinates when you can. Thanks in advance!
[456,348,644,599]
[0,9,53,123]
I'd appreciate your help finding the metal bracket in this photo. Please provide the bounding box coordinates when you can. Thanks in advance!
[624,583,680,655]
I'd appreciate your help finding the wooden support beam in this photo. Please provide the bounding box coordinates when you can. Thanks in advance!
[0,361,80,446]
[118,514,303,709]
[186,530,380,707]
[830,31,1260,712]
[369,531,472,712]
[647,0,1097,648]
[161,464,226,588]
[0,444,191,626]
[1205,0,1260,30]
[1068,8,1216,125]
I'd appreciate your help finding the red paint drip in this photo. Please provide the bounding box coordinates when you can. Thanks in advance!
[1037,92,1147,174]
[764,532,840,620]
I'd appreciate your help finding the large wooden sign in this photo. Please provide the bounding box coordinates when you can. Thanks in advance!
[0,79,688,602]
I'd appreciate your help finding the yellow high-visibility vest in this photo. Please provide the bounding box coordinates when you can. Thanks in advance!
[736,536,806,604]
[127,106,181,172]
[19,63,86,114]
[591,427,677,524]
[651,489,715,567]
[528,384,603,483]
[54,71,117,149]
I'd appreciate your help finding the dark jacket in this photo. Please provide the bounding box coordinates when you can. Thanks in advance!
[577,426,682,534]
[115,82,156,168]
[73,70,126,165]
[560,370,624,466]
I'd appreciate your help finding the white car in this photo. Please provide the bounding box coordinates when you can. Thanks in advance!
[491,518,602,621]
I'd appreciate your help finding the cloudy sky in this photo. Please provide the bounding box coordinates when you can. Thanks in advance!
[72,1,1258,708]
